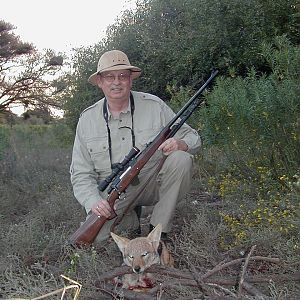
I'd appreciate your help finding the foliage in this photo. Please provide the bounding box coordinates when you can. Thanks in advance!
[0,20,33,58]
[201,37,300,174]
[63,46,105,130]
[0,122,299,298]
[1,1,300,298]
[105,0,300,90]
[198,37,300,250]
[0,20,66,113]
[64,0,300,128]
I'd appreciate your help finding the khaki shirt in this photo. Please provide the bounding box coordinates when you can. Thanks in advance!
[70,91,201,212]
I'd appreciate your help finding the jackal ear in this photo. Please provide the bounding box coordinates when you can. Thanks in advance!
[147,224,162,251]
[110,232,130,255]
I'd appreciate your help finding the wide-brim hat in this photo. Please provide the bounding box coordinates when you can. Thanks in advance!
[88,50,142,85]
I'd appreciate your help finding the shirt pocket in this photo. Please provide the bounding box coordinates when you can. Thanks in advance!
[86,138,111,173]
[135,127,163,151]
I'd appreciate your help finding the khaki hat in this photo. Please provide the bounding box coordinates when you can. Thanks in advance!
[88,50,142,85]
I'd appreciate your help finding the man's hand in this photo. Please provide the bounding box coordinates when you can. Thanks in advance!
[158,138,188,156]
[91,199,116,218]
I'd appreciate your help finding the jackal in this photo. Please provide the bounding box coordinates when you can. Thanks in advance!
[111,224,174,290]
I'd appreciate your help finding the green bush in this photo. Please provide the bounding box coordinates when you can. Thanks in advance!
[197,38,300,251]
[201,39,300,179]
[50,123,74,147]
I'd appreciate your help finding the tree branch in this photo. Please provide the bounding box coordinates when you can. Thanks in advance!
[237,245,256,297]
[93,255,299,299]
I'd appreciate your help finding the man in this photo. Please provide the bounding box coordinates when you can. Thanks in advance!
[70,50,201,243]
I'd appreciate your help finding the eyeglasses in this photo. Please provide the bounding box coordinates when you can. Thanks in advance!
[100,72,131,83]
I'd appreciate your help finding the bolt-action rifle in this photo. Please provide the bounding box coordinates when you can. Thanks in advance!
[69,70,218,247]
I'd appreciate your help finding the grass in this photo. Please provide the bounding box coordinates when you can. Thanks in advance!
[0,124,299,299]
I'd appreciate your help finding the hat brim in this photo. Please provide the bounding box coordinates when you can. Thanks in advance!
[88,65,142,85]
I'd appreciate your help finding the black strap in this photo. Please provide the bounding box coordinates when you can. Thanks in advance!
[102,93,135,169]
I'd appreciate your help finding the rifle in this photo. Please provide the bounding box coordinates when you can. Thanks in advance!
[69,70,218,247]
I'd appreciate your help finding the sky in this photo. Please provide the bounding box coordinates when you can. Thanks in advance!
[1,0,136,53]
[2,0,137,116]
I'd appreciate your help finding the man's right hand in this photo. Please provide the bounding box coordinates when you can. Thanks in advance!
[91,199,113,218]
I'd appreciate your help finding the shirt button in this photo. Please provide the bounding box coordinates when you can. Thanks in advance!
[122,137,125,140]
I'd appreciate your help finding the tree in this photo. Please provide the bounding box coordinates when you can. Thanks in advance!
[0,20,65,113]
[64,0,300,128]
[104,0,300,91]
[63,45,106,130]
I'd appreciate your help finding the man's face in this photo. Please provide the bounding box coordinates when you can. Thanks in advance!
[96,70,133,101]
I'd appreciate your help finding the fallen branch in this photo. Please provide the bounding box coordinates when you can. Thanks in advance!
[241,282,267,297]
[97,255,280,283]
[238,245,257,297]
[94,255,299,299]
[201,255,280,280]
[95,281,168,300]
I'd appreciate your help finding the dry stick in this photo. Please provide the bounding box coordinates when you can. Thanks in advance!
[95,281,167,300]
[150,256,280,281]
[30,285,80,300]
[199,258,229,281]
[237,245,257,298]
[206,282,238,298]
[201,256,280,280]
[241,282,267,298]
[96,255,281,284]
[188,261,209,294]
[156,283,165,300]
[95,273,300,299]
[94,256,288,299]
[146,273,300,289]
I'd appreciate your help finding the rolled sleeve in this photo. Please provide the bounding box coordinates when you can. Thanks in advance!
[177,124,202,155]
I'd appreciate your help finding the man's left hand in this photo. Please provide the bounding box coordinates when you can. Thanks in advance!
[158,138,188,156]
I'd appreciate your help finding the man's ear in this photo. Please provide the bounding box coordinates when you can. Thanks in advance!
[110,232,130,255]
[147,224,162,251]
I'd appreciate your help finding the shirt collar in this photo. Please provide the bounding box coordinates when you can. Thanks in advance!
[106,100,130,119]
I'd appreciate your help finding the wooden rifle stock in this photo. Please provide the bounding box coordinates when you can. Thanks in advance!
[69,70,218,247]
[69,191,118,246]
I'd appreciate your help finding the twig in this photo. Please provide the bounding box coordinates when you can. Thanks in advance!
[188,260,208,294]
[238,245,256,297]
[31,285,79,300]
[201,256,280,280]
[95,272,300,299]
[30,275,81,300]
[97,255,280,284]
[94,256,296,299]
[206,282,238,298]
[242,282,267,297]
[199,259,228,280]
[95,281,167,300]
[156,283,165,300]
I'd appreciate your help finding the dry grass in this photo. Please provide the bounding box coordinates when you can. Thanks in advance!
[0,126,299,300]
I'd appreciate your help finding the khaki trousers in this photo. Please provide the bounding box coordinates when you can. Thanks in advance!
[93,150,193,243]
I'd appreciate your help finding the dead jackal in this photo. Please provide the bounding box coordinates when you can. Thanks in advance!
[111,224,174,290]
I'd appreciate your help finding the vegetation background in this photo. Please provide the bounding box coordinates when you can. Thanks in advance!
[0,0,299,299]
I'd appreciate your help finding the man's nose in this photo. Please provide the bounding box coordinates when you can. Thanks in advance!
[113,75,121,83]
